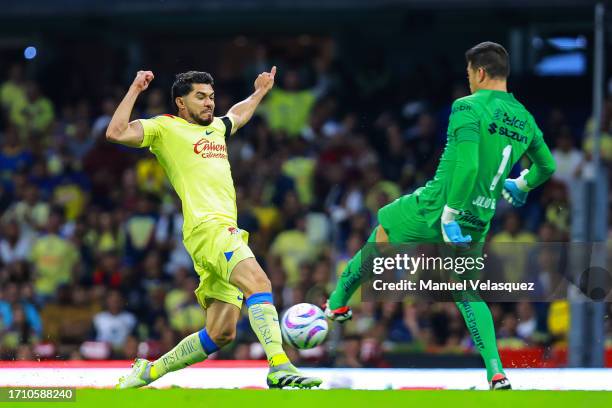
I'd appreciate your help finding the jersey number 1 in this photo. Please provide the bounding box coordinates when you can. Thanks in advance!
[489,145,512,191]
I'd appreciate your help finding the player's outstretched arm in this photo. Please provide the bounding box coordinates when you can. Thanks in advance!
[106,70,154,147]
[225,66,276,135]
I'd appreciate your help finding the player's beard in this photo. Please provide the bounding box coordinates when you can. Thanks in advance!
[187,108,214,126]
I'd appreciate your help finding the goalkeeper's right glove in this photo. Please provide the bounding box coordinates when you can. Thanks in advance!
[502,169,530,207]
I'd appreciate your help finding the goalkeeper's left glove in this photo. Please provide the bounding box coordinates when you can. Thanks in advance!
[502,169,530,207]
[441,205,472,247]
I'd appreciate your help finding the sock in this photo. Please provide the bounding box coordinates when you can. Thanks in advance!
[149,329,218,380]
[246,292,290,369]
[329,228,378,309]
[455,300,505,381]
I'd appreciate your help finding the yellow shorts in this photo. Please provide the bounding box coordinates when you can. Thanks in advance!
[183,223,254,310]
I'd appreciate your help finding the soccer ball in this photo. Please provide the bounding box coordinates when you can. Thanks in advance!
[281,303,328,349]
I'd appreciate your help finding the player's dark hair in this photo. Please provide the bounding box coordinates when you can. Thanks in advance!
[171,71,214,111]
[465,42,509,79]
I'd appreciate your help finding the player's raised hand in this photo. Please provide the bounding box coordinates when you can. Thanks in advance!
[254,66,276,93]
[131,70,155,93]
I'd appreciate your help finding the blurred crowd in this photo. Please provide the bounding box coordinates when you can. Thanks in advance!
[0,41,611,367]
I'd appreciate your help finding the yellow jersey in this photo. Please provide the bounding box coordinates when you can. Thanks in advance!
[139,114,236,237]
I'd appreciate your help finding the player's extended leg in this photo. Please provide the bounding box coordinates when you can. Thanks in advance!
[116,300,240,389]
[230,258,322,389]
[326,225,388,319]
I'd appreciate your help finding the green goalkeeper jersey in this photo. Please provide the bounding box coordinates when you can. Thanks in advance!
[414,89,555,231]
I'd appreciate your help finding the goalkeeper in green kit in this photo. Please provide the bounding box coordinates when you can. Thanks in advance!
[324,42,556,390]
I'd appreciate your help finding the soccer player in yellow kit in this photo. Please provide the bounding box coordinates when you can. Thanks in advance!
[107,68,321,389]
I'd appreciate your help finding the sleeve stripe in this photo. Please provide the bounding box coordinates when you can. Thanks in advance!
[221,116,232,138]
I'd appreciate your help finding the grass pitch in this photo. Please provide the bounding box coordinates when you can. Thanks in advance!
[5,389,612,408]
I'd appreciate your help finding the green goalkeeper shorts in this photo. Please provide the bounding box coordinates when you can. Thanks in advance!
[377,193,488,246]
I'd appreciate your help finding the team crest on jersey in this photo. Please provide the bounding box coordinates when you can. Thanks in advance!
[228,226,240,235]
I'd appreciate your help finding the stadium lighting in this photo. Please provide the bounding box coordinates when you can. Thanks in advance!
[24,46,37,59]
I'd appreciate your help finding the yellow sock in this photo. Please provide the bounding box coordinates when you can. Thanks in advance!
[150,332,208,379]
[246,293,290,368]
[269,353,290,367]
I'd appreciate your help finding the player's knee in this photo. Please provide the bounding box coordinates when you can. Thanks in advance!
[242,272,271,298]
[232,262,272,298]
[208,326,236,346]
[254,270,272,292]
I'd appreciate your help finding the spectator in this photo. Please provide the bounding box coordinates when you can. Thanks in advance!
[29,210,80,301]
[3,184,50,235]
[0,64,26,115]
[10,81,54,138]
[262,70,318,137]
[551,127,583,189]
[334,335,363,368]
[90,211,121,255]
[405,112,441,183]
[282,139,316,206]
[0,220,31,264]
[155,198,192,276]
[542,183,570,239]
[497,313,525,349]
[0,282,42,338]
[1,304,38,357]
[516,302,537,342]
[0,127,33,182]
[135,157,166,196]
[491,211,536,282]
[91,98,117,139]
[380,123,410,182]
[91,251,122,289]
[92,290,136,350]
[303,257,331,305]
[270,213,317,287]
[66,118,96,160]
[123,195,159,266]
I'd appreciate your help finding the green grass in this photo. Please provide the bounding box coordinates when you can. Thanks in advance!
[4,389,612,408]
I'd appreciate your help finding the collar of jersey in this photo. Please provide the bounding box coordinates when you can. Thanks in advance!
[475,89,514,100]
[172,115,210,128]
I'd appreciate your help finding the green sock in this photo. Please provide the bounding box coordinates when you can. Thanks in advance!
[329,228,378,309]
[246,294,290,369]
[455,300,505,381]
[150,332,208,380]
